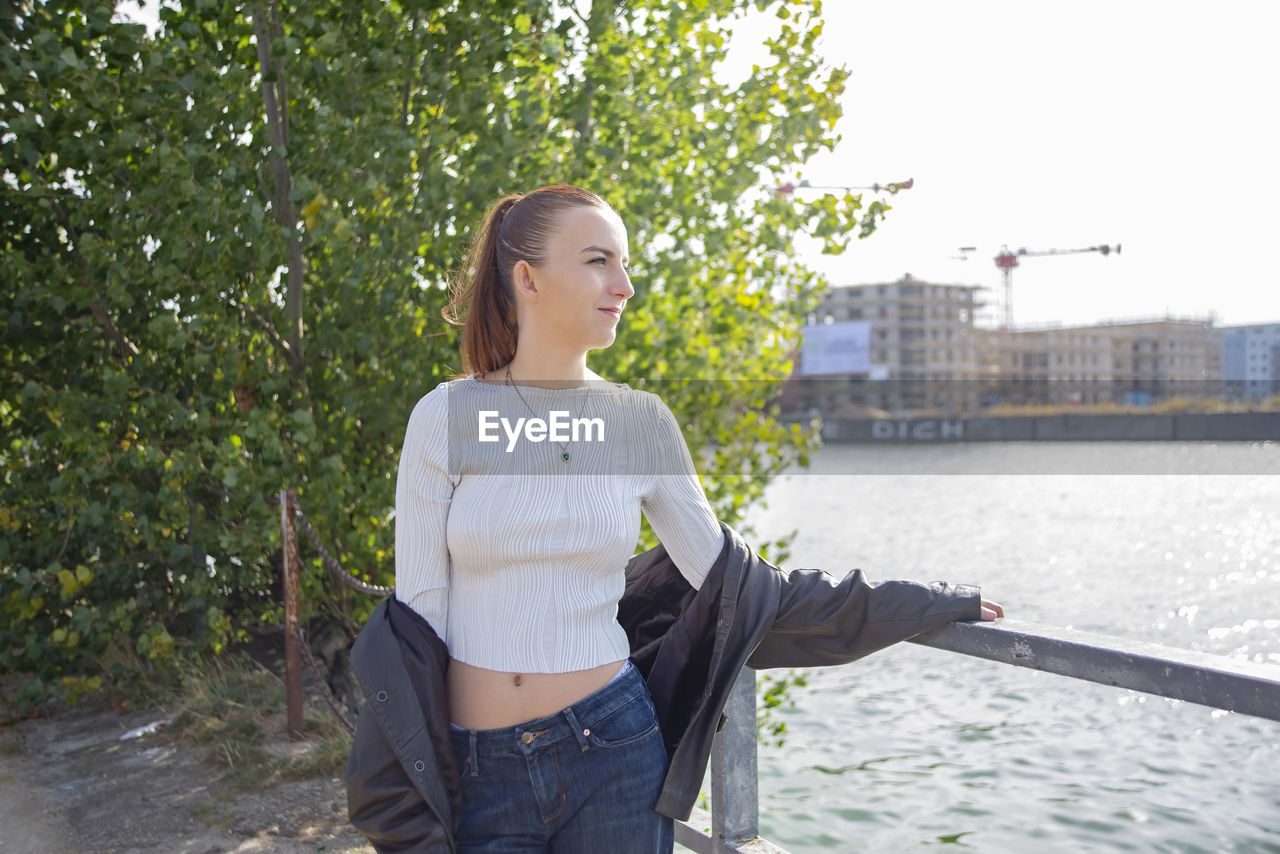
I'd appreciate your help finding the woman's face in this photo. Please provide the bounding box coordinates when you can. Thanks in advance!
[520,204,634,352]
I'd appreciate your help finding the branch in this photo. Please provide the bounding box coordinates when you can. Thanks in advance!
[54,509,79,562]
[243,152,276,209]
[401,10,422,127]
[110,170,165,221]
[90,300,141,360]
[225,292,293,363]
[575,2,617,145]
[168,257,293,366]
[269,0,290,149]
[47,195,141,363]
[410,36,457,212]
[575,78,595,141]
[141,118,172,146]
[251,2,305,378]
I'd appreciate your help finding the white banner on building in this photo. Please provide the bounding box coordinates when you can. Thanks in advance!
[800,321,871,375]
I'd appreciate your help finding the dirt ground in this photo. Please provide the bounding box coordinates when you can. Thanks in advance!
[0,698,374,854]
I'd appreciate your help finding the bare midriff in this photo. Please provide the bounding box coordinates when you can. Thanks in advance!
[452,370,625,729]
[447,658,627,730]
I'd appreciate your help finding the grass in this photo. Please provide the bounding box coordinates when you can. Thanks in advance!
[191,797,242,832]
[1,640,353,795]
[163,651,353,793]
[0,730,21,756]
[886,395,1280,419]
[981,394,1280,417]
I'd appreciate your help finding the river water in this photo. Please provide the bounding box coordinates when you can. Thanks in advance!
[739,441,1280,853]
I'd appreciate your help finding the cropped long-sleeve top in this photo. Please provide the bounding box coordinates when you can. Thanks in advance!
[394,374,724,674]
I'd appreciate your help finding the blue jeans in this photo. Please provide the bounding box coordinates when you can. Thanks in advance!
[447,661,674,853]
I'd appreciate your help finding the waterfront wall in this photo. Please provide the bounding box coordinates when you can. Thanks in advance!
[798,411,1280,443]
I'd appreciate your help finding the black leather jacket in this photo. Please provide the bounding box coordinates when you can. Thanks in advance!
[345,521,982,852]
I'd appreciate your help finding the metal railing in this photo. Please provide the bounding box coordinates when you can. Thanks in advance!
[275,490,1280,853]
[682,620,1280,854]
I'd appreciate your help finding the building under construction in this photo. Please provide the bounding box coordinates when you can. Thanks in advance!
[780,275,1225,417]
[778,274,985,417]
[981,317,1223,408]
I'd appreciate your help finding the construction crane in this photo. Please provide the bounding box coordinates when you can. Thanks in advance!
[775,177,915,196]
[994,243,1121,330]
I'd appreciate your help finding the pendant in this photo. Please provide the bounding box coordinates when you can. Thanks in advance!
[561,451,570,462]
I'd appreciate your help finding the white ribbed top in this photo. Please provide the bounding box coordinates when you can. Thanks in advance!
[393,375,723,673]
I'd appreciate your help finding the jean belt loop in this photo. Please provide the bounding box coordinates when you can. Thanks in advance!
[468,729,479,776]
[563,706,590,751]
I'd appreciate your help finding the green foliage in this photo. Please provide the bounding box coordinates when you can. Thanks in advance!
[1,0,885,682]
[757,669,810,747]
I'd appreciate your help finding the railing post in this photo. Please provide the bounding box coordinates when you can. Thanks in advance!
[711,667,759,851]
[280,488,304,740]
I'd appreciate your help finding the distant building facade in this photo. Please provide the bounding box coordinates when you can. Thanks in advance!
[778,274,984,417]
[981,317,1222,407]
[979,325,1114,406]
[781,274,1241,417]
[1219,323,1280,400]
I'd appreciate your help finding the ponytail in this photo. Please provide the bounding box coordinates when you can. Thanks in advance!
[442,185,608,379]
[444,194,522,378]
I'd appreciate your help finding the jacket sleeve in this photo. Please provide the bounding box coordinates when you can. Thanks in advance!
[346,701,453,853]
[395,384,456,640]
[746,565,982,669]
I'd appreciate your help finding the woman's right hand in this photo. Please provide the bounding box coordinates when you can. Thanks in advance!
[979,599,1005,621]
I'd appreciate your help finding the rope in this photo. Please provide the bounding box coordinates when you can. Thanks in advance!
[270,492,395,596]
[294,625,357,737]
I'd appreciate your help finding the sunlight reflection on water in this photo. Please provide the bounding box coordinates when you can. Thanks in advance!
[744,442,1280,853]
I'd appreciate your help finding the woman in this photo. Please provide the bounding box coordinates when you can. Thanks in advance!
[350,184,1004,853]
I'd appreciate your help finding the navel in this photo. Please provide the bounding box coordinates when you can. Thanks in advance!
[512,673,523,688]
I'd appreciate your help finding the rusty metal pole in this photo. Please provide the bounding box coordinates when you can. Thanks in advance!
[281,488,304,740]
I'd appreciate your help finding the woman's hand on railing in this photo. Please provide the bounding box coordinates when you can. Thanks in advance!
[980,599,1005,621]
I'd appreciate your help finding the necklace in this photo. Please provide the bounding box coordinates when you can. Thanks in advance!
[503,365,590,462]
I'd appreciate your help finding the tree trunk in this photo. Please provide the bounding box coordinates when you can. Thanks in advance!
[251,2,305,382]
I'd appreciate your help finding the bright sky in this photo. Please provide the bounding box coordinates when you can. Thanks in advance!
[724,1,1280,330]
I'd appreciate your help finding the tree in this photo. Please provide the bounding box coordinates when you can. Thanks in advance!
[0,0,886,687]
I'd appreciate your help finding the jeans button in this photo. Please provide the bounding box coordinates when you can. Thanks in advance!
[521,731,534,744]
